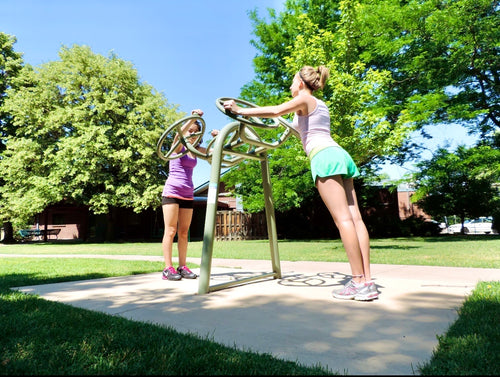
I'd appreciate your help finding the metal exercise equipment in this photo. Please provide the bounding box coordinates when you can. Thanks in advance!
[156,97,298,294]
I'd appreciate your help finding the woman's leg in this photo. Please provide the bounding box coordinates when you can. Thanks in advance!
[162,203,179,268]
[176,207,193,267]
[343,178,372,281]
[316,176,365,283]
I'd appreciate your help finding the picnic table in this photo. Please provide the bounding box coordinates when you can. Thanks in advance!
[19,228,60,241]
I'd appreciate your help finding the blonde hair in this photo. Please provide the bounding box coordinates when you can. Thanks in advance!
[298,65,330,92]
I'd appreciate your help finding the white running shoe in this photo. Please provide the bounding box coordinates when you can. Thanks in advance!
[354,282,379,301]
[332,279,362,300]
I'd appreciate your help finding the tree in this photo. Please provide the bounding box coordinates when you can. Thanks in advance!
[411,144,500,232]
[225,0,498,213]
[225,0,416,212]
[0,45,180,237]
[354,0,499,162]
[0,32,24,242]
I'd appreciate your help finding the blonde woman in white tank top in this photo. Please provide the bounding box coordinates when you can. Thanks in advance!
[223,66,379,301]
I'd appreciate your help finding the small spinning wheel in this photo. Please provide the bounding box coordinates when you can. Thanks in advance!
[216,97,283,128]
[156,114,207,161]
[216,97,299,149]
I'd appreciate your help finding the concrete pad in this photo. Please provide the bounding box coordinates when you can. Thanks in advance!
[12,259,500,375]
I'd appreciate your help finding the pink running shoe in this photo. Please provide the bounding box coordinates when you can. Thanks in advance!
[162,266,181,281]
[177,265,197,279]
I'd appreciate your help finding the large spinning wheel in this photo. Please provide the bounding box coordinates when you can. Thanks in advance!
[215,97,283,127]
[211,97,298,167]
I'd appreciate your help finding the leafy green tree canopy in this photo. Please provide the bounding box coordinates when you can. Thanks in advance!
[356,0,499,135]
[224,0,419,211]
[412,143,500,227]
[0,45,179,227]
[0,33,24,240]
[0,32,24,155]
[223,0,499,212]
[0,33,23,118]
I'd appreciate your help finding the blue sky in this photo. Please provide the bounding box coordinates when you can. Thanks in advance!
[2,0,477,187]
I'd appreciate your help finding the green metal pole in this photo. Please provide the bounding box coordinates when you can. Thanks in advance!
[260,157,281,278]
[198,122,239,294]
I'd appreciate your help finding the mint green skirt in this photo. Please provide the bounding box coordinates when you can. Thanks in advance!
[309,146,360,183]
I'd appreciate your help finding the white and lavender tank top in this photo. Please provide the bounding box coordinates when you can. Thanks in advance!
[291,97,339,156]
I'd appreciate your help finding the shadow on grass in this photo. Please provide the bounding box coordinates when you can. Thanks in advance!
[0,271,157,294]
[280,234,499,240]
[1,272,113,292]
[427,234,500,241]
[277,235,500,252]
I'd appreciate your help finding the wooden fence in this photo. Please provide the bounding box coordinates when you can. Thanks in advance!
[215,211,267,240]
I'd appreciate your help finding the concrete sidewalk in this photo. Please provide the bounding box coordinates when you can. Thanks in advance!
[10,255,500,375]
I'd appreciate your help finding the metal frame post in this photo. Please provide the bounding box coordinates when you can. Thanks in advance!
[260,157,281,278]
[197,123,282,294]
[197,122,230,295]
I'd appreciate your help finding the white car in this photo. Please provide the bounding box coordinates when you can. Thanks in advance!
[447,218,497,234]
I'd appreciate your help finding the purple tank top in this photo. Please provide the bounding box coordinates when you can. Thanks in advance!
[162,149,197,199]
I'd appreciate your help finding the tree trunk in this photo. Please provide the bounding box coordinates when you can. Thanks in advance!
[105,210,115,242]
[1,222,15,243]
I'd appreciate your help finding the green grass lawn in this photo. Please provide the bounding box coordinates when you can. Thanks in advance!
[0,236,499,375]
[2,235,499,268]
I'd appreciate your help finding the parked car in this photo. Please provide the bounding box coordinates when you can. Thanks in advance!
[446,217,497,235]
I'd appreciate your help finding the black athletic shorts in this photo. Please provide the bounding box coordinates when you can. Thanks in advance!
[161,196,194,209]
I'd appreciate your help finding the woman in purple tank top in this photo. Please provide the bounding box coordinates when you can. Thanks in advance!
[223,66,378,301]
[161,109,219,281]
